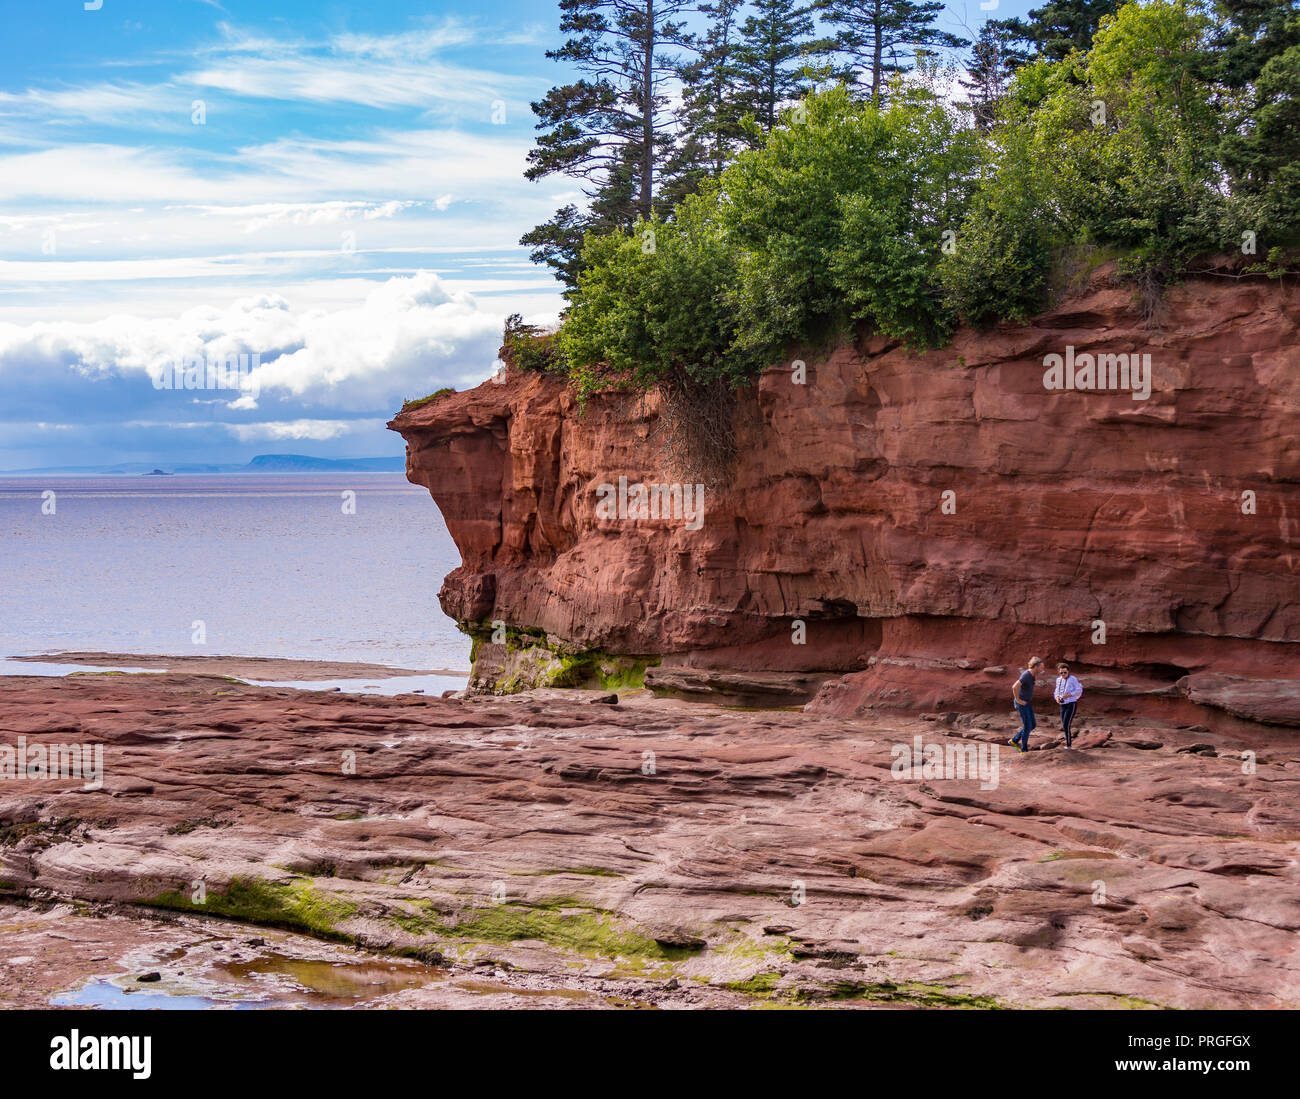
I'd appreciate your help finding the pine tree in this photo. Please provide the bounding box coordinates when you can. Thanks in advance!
[814,0,968,105]
[732,0,821,137]
[999,0,1122,61]
[1211,0,1300,231]
[522,0,693,288]
[958,20,1030,130]
[1210,0,1300,87]
[668,0,748,202]
[668,0,823,203]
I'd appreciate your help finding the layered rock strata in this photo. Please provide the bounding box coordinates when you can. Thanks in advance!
[390,271,1299,724]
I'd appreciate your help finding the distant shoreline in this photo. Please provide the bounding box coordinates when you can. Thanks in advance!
[0,453,408,476]
[9,652,467,682]
[0,469,410,478]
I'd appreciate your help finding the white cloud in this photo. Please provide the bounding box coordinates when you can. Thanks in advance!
[0,83,179,126]
[225,418,382,442]
[0,271,505,418]
[0,13,570,468]
[177,18,537,111]
[244,271,502,406]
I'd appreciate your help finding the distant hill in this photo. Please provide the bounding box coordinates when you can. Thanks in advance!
[1,454,406,475]
[239,454,406,473]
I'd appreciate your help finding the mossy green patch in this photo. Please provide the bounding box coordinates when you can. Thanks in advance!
[524,867,623,878]
[166,817,229,836]
[143,876,358,942]
[465,621,658,694]
[791,979,1004,1009]
[1055,991,1169,1009]
[400,388,455,413]
[443,902,702,963]
[724,971,782,997]
[387,897,443,936]
[0,817,80,849]
[717,928,793,963]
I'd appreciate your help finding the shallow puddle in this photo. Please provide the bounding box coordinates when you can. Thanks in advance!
[218,953,440,1000]
[51,950,447,1010]
[52,980,263,1011]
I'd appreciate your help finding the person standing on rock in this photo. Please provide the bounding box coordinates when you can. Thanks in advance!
[1010,657,1043,752]
[1054,663,1084,749]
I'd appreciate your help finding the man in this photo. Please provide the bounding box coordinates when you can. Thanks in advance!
[1010,656,1043,753]
[1054,662,1083,748]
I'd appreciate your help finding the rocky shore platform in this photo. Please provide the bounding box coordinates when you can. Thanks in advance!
[1,672,1297,1009]
[8,652,454,681]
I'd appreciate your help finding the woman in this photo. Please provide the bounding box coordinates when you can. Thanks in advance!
[1054,663,1083,748]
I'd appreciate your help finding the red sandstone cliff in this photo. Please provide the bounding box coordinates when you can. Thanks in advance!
[389,270,1299,728]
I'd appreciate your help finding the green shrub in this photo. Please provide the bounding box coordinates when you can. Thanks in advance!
[562,84,981,395]
[503,313,567,374]
[400,388,455,413]
[826,87,980,348]
[944,0,1229,323]
[559,201,761,401]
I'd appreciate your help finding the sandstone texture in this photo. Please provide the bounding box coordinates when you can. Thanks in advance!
[2,674,1298,1008]
[389,271,1299,724]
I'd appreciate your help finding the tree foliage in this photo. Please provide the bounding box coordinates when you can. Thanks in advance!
[731,0,824,135]
[999,0,1124,60]
[522,0,694,288]
[814,0,968,104]
[517,0,1300,405]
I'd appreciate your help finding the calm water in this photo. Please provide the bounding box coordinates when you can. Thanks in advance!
[0,475,469,672]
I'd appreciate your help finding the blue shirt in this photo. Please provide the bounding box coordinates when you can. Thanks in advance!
[1017,669,1035,703]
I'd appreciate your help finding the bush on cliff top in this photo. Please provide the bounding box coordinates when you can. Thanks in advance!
[558,202,763,401]
[528,0,1299,403]
[502,313,567,374]
[558,82,976,400]
[943,0,1232,314]
[400,388,456,413]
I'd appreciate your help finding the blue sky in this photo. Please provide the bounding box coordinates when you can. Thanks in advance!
[0,0,1032,470]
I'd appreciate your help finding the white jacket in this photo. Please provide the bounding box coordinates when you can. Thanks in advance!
[1055,675,1083,704]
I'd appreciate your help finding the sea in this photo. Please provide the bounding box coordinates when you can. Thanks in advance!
[0,474,470,692]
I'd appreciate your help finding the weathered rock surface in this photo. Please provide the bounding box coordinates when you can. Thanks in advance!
[389,271,1298,720]
[2,674,1298,1008]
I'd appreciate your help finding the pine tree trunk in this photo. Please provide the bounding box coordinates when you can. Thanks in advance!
[641,0,655,220]
[767,47,777,130]
[871,0,884,107]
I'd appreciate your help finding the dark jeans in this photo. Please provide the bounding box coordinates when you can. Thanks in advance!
[1060,701,1078,747]
[1014,702,1036,748]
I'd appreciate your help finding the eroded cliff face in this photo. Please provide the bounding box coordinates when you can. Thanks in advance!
[389,270,1300,728]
